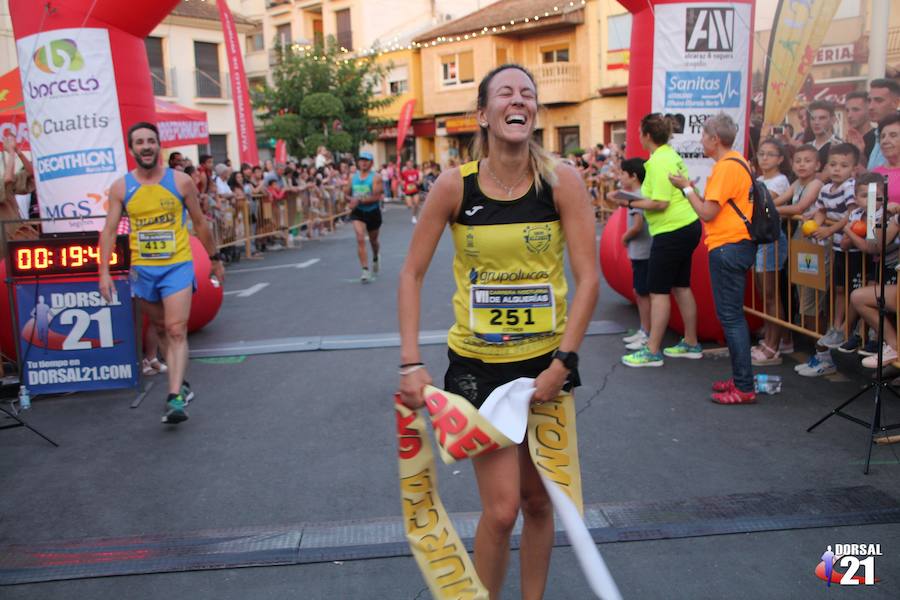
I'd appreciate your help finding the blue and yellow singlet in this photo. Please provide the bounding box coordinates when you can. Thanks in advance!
[123,168,192,267]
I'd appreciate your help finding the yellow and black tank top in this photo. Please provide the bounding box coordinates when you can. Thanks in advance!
[447,160,567,363]
[123,168,192,267]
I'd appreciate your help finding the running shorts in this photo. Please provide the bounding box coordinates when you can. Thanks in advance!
[130,261,196,303]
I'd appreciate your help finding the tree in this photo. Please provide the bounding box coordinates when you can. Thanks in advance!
[254,36,394,158]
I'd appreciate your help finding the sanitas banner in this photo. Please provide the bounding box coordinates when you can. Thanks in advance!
[16,28,126,233]
[652,2,752,189]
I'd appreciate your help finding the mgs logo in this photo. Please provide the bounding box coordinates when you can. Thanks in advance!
[33,39,85,74]
[160,197,177,211]
[523,224,552,254]
[685,7,735,53]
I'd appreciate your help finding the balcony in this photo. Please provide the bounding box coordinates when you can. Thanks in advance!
[150,67,177,97]
[194,70,231,100]
[530,63,581,105]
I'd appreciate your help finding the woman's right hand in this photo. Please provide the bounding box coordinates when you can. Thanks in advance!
[398,367,432,409]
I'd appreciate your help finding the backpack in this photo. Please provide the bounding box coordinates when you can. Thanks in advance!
[725,157,780,245]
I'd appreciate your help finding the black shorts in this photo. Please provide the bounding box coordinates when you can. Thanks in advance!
[833,250,863,289]
[444,348,581,409]
[647,220,702,294]
[631,259,650,296]
[350,208,382,232]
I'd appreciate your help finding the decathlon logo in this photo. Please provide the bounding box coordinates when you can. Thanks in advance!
[37,148,116,182]
[685,7,734,53]
[33,39,85,74]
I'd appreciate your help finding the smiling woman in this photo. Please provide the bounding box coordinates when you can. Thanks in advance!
[397,63,599,598]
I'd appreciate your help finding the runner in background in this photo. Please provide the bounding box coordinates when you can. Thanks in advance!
[400,159,422,223]
[99,122,224,425]
[345,151,384,283]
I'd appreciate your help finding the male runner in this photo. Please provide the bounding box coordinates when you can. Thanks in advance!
[99,122,224,424]
[400,159,421,223]
[345,151,384,282]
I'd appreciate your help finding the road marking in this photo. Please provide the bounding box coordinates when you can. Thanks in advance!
[224,282,270,297]
[228,259,320,274]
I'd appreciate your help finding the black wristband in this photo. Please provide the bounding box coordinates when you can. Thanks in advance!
[399,362,424,368]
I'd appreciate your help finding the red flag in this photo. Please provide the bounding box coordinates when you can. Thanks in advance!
[275,139,287,164]
[218,0,259,165]
[396,99,416,168]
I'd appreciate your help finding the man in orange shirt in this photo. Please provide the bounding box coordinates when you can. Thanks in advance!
[669,113,758,404]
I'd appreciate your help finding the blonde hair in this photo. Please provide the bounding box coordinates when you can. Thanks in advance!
[471,64,558,192]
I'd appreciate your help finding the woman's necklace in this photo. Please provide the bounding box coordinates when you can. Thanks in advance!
[484,159,529,198]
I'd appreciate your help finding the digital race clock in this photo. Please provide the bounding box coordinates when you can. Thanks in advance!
[7,235,130,277]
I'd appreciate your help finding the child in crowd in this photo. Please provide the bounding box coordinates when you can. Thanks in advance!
[796,143,860,376]
[617,158,652,350]
[751,138,792,365]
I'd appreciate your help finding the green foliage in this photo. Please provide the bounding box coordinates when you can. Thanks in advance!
[254,35,395,158]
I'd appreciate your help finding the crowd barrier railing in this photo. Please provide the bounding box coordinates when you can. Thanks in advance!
[744,216,900,366]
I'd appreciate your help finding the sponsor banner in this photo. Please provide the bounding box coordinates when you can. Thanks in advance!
[397,382,622,599]
[157,119,209,146]
[218,1,259,166]
[15,277,138,395]
[652,2,752,189]
[16,28,126,233]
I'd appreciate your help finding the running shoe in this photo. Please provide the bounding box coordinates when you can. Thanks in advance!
[622,347,664,368]
[142,359,156,376]
[858,340,879,357]
[373,253,381,274]
[622,329,647,344]
[151,359,168,374]
[411,216,418,224]
[837,334,861,354]
[817,327,845,349]
[861,344,899,369]
[711,388,757,405]
[663,338,703,359]
[181,380,195,405]
[361,268,371,283]
[625,337,648,351]
[162,394,189,424]
[797,355,837,377]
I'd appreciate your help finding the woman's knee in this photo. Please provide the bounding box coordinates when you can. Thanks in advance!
[520,487,552,520]
[481,500,520,535]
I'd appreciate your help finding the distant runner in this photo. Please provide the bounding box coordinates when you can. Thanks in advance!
[345,151,384,282]
[400,159,421,223]
[99,121,224,425]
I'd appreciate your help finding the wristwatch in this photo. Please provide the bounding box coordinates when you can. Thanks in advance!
[552,350,579,370]
[682,186,695,197]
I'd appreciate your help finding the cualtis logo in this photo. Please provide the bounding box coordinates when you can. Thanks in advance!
[33,39,84,74]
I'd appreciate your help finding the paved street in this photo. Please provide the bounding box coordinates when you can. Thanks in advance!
[2,206,900,599]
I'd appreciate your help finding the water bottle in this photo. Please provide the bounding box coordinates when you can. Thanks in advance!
[18,385,31,410]
[754,374,782,395]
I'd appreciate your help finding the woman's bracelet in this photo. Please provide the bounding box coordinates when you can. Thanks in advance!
[399,362,424,368]
[398,364,425,376]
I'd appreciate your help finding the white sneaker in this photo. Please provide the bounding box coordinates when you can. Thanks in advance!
[411,216,418,224]
[622,329,647,343]
[360,268,371,283]
[625,339,647,351]
[861,344,899,369]
[817,327,845,349]
[797,355,837,377]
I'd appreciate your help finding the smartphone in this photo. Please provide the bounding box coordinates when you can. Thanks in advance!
[772,126,785,135]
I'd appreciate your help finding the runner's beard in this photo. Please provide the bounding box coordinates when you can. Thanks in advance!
[135,150,159,169]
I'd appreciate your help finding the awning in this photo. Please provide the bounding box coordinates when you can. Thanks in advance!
[0,68,209,150]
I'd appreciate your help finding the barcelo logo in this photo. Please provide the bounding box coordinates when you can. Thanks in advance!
[33,39,84,74]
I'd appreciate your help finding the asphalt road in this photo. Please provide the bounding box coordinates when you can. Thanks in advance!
[2,206,899,599]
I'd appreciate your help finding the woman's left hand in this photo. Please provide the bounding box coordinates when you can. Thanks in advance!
[532,361,569,404]
[668,173,690,189]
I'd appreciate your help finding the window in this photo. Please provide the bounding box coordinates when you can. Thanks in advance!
[607,14,632,51]
[194,41,222,98]
[201,134,229,165]
[336,9,352,51]
[541,45,569,63]
[557,126,580,154]
[276,23,292,47]
[313,19,324,47]
[145,36,167,96]
[388,65,409,94]
[441,51,474,86]
[365,73,383,95]
[247,31,264,53]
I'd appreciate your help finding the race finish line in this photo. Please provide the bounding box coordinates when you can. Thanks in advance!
[1,485,898,586]
[188,320,625,358]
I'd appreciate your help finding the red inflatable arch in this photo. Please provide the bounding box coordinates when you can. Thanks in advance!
[1,1,223,363]
[600,0,760,343]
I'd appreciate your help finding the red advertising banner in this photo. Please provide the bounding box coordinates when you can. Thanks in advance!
[218,0,259,165]
[395,99,416,167]
[275,139,287,163]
